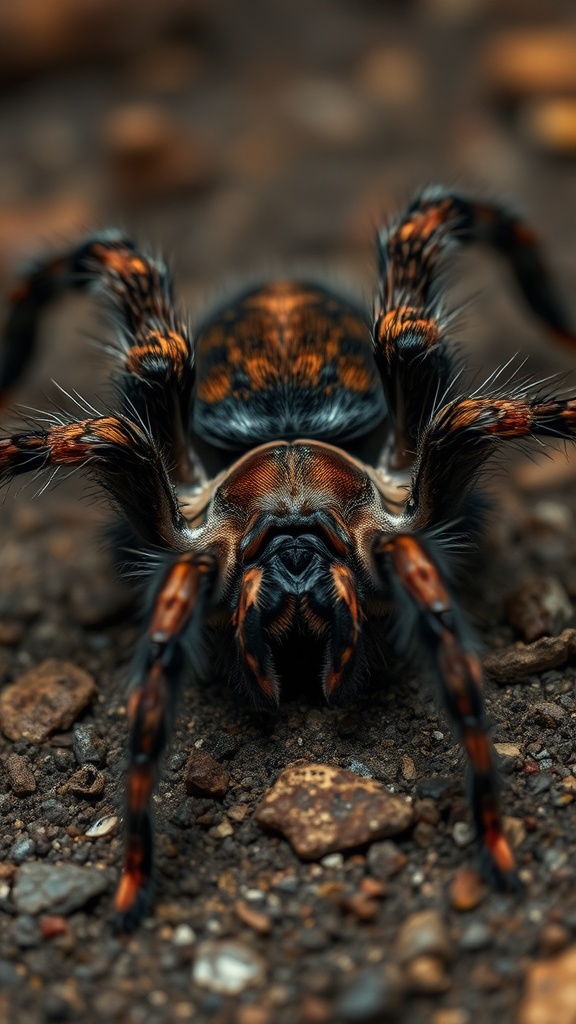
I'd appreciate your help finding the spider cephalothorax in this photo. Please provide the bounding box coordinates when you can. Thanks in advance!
[1,186,575,929]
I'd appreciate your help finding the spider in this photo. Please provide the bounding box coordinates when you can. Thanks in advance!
[0,186,575,931]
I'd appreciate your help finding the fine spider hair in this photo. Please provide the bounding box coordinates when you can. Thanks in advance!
[1,186,575,930]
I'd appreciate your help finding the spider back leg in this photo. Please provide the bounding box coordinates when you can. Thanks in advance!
[374,187,576,475]
[1,233,196,481]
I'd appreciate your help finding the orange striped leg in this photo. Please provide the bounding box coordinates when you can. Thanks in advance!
[114,552,215,930]
[0,232,195,477]
[377,534,517,887]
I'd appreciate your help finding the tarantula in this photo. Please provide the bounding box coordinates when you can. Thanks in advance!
[0,186,574,930]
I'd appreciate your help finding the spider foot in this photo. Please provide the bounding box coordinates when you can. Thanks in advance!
[479,836,522,894]
[112,872,155,933]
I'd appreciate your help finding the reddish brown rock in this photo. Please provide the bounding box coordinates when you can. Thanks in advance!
[255,763,414,860]
[450,869,485,912]
[519,947,576,1024]
[0,660,97,743]
[185,750,229,798]
[6,754,36,796]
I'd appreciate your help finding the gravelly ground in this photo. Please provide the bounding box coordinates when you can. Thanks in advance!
[2,2,576,1022]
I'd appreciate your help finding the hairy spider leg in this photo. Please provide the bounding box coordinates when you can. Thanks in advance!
[0,233,195,477]
[376,533,517,886]
[0,414,194,550]
[411,391,576,526]
[373,187,576,470]
[114,552,216,930]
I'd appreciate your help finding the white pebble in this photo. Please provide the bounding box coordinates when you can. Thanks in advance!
[192,940,266,994]
[85,815,118,838]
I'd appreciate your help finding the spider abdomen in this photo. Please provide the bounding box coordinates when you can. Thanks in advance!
[192,281,386,449]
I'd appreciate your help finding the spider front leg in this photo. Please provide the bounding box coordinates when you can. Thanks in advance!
[1,232,196,480]
[0,413,193,549]
[375,533,517,887]
[115,551,216,930]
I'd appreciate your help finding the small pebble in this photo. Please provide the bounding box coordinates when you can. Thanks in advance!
[335,965,403,1022]
[85,815,118,838]
[459,921,492,952]
[367,840,407,880]
[450,869,485,912]
[72,724,107,767]
[234,899,272,935]
[397,910,452,964]
[66,766,105,799]
[6,754,36,796]
[192,940,266,995]
[185,750,230,798]
[452,821,475,848]
[504,577,571,643]
[405,955,450,995]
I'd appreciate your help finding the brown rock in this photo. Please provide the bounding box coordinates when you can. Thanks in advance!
[234,900,272,936]
[397,910,453,964]
[533,702,566,730]
[450,869,485,912]
[255,763,414,860]
[519,947,576,1024]
[6,754,36,796]
[483,629,576,684]
[482,31,576,101]
[505,578,572,643]
[185,750,229,798]
[0,660,97,743]
[102,103,215,202]
[405,955,451,994]
[367,839,407,880]
[65,766,105,799]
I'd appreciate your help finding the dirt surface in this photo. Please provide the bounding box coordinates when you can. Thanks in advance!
[2,2,576,1023]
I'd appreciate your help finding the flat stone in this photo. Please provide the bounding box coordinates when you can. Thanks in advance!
[484,630,576,684]
[0,660,97,743]
[255,763,414,860]
[6,754,36,796]
[13,863,109,916]
[185,749,230,798]
[519,946,576,1024]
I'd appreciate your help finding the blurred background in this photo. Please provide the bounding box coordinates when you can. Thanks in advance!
[1,0,576,411]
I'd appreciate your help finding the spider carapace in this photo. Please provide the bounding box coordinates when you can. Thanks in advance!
[1,186,575,929]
